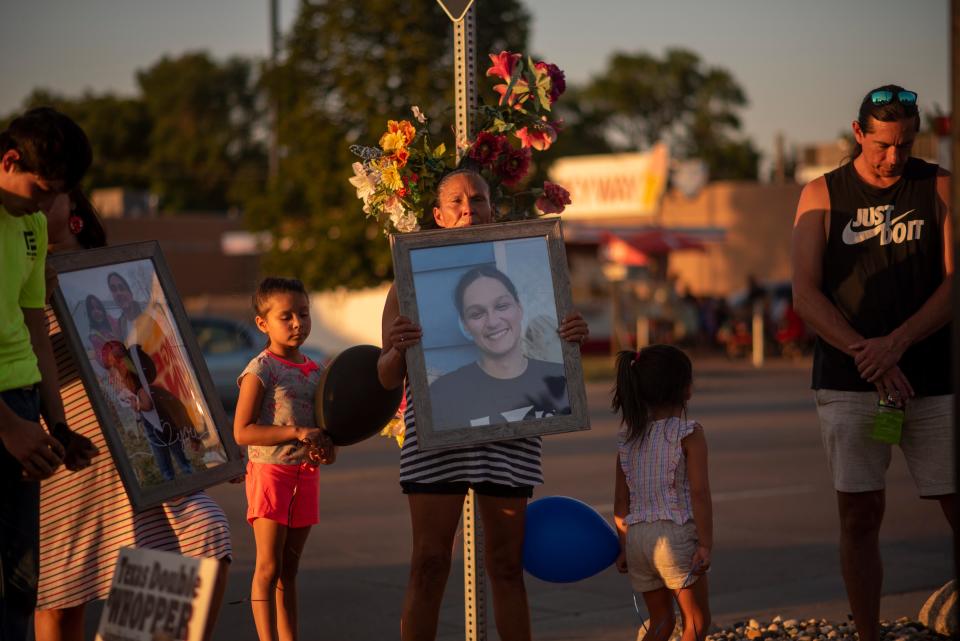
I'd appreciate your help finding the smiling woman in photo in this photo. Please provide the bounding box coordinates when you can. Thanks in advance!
[428,265,570,429]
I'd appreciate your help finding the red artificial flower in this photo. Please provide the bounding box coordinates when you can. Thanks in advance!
[534,61,566,104]
[535,181,572,214]
[486,51,522,81]
[493,79,531,109]
[393,148,410,168]
[495,146,532,187]
[515,120,558,151]
[469,131,507,166]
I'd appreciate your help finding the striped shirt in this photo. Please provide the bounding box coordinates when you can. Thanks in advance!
[398,385,543,486]
[617,417,698,526]
[37,309,232,610]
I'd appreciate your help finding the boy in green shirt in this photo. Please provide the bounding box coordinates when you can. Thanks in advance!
[0,107,97,641]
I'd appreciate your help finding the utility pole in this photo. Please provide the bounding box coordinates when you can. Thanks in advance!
[268,0,280,183]
[773,132,786,184]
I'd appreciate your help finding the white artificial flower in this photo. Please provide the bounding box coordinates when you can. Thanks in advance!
[385,197,405,221]
[394,211,420,233]
[386,198,419,233]
[348,162,377,201]
[411,105,427,124]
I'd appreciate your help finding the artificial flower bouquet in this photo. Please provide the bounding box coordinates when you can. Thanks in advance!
[349,106,449,234]
[350,51,572,235]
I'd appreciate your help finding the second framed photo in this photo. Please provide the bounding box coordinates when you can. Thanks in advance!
[48,242,244,511]
[391,218,590,451]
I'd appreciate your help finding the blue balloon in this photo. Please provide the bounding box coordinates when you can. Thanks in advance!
[523,496,620,583]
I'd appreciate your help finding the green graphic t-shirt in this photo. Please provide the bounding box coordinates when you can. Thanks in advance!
[0,204,47,392]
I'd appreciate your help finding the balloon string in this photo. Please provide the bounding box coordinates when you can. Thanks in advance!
[630,563,704,641]
[229,586,290,606]
[228,598,272,605]
[632,594,670,639]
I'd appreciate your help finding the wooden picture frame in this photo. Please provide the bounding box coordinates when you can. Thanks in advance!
[48,241,243,511]
[391,218,590,451]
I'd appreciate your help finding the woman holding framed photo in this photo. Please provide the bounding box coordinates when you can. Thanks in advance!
[34,190,232,641]
[378,168,588,641]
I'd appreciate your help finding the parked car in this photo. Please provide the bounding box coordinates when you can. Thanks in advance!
[189,315,327,410]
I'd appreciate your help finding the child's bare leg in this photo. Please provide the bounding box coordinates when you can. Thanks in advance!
[252,518,287,641]
[276,525,312,641]
[34,605,85,641]
[640,588,676,641]
[675,575,711,641]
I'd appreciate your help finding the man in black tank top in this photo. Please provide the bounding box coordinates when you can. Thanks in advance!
[791,85,954,641]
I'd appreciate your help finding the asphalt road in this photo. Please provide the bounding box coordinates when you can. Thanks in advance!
[79,357,955,640]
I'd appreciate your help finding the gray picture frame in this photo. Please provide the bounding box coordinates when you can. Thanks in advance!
[391,218,590,451]
[48,241,244,511]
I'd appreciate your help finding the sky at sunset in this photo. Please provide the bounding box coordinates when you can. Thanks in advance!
[1,0,949,167]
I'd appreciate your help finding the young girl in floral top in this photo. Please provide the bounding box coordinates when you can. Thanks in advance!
[612,345,713,641]
[234,277,335,641]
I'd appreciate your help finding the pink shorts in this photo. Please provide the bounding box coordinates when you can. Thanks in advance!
[245,461,320,528]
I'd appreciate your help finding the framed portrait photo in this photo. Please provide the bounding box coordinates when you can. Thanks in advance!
[48,241,244,511]
[391,218,590,451]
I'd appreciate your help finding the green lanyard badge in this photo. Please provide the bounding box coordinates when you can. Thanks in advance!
[870,397,904,444]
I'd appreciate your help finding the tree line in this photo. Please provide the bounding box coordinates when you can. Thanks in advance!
[4,0,759,290]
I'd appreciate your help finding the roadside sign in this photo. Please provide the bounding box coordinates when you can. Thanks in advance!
[436,0,475,21]
[96,547,221,641]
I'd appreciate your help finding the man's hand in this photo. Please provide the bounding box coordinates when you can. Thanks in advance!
[850,335,905,382]
[873,364,914,404]
[51,423,99,471]
[1,416,65,480]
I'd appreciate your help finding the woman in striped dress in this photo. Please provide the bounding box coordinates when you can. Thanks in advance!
[34,190,232,641]
[378,169,589,641]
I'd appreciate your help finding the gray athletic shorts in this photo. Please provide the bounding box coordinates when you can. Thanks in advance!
[815,390,954,497]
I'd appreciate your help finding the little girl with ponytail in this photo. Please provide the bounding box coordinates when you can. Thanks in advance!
[611,345,713,641]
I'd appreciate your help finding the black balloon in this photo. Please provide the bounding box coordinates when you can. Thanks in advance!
[315,345,403,446]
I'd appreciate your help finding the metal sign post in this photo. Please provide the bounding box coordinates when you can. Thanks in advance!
[437,0,476,22]
[453,7,479,154]
[440,2,486,638]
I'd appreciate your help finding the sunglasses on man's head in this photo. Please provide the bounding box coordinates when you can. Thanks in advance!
[870,90,917,106]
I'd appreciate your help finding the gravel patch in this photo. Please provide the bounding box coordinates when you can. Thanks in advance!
[701,615,951,641]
